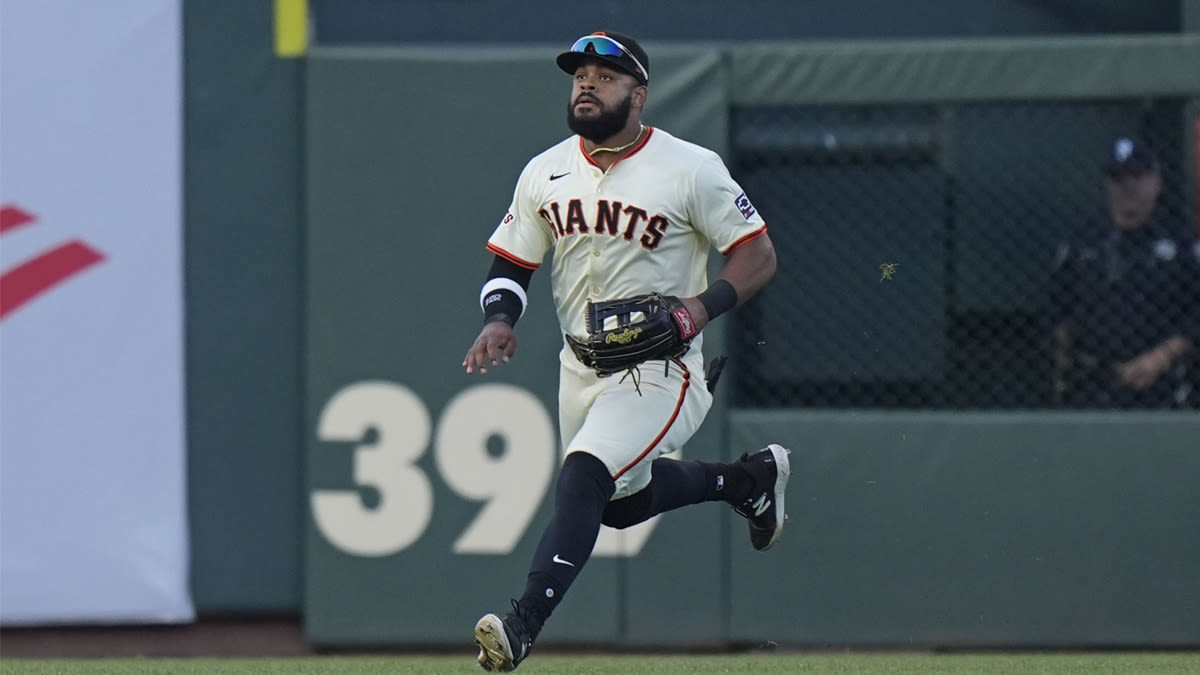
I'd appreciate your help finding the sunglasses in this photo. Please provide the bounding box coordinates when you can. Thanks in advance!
[568,35,648,83]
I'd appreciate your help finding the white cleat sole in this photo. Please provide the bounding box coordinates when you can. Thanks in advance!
[761,444,791,551]
[474,613,514,672]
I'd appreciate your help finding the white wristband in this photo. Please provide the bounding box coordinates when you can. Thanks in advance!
[480,277,528,318]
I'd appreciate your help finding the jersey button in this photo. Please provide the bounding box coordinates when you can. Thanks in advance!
[592,287,601,294]
[593,250,601,257]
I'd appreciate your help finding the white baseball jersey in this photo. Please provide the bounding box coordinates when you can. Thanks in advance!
[486,126,767,497]
[487,127,767,366]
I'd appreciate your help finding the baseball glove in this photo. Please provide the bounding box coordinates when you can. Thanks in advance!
[565,293,699,376]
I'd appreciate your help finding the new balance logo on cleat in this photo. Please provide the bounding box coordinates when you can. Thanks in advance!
[731,444,792,551]
[750,494,770,517]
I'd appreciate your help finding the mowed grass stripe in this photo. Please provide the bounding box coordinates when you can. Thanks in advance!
[1,653,1198,674]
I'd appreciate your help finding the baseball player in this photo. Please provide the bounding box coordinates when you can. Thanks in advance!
[462,31,789,672]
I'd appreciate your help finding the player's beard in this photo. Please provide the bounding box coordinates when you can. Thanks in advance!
[567,93,634,143]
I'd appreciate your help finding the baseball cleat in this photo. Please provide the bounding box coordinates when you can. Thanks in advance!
[732,443,791,551]
[474,606,532,672]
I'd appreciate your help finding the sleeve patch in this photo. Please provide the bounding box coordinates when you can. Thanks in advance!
[734,193,757,220]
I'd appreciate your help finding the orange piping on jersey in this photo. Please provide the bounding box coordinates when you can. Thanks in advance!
[721,225,768,256]
[486,243,541,270]
[620,126,653,162]
[579,127,655,170]
[579,137,599,168]
[612,361,689,480]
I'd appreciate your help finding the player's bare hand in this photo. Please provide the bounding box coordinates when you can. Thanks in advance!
[463,321,519,374]
[680,296,710,333]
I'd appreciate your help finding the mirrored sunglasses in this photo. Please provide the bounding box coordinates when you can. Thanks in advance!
[568,35,648,83]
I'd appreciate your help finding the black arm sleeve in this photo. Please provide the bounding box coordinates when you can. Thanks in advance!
[487,255,534,288]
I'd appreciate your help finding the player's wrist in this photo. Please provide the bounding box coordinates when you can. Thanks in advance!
[696,279,738,321]
[481,278,527,327]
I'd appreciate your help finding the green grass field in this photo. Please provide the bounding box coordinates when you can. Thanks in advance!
[2,653,1199,674]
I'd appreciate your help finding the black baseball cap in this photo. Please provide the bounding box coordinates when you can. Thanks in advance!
[556,31,649,85]
[1104,136,1159,177]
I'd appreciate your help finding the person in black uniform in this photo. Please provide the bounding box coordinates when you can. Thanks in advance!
[1050,137,1200,408]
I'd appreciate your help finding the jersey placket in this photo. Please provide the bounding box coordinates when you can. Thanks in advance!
[586,166,607,298]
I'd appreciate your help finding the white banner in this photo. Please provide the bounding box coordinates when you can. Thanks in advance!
[0,0,191,624]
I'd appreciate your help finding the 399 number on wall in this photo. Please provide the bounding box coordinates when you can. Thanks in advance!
[311,381,667,558]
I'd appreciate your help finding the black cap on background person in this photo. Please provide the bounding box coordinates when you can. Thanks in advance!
[1101,136,1163,231]
[1104,136,1159,177]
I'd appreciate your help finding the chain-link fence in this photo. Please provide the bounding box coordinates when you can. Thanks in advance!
[730,98,1199,410]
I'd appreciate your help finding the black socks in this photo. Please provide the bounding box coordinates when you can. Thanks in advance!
[516,453,753,639]
[600,458,752,529]
[518,452,614,637]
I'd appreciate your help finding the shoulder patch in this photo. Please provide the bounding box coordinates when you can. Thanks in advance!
[734,192,757,220]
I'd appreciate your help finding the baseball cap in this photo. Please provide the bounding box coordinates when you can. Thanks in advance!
[1104,136,1159,177]
[556,31,649,85]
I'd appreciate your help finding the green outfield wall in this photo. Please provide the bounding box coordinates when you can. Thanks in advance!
[729,411,1200,646]
[184,0,304,613]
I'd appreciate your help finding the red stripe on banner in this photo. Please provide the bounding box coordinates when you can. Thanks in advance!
[0,205,36,234]
[0,240,106,320]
